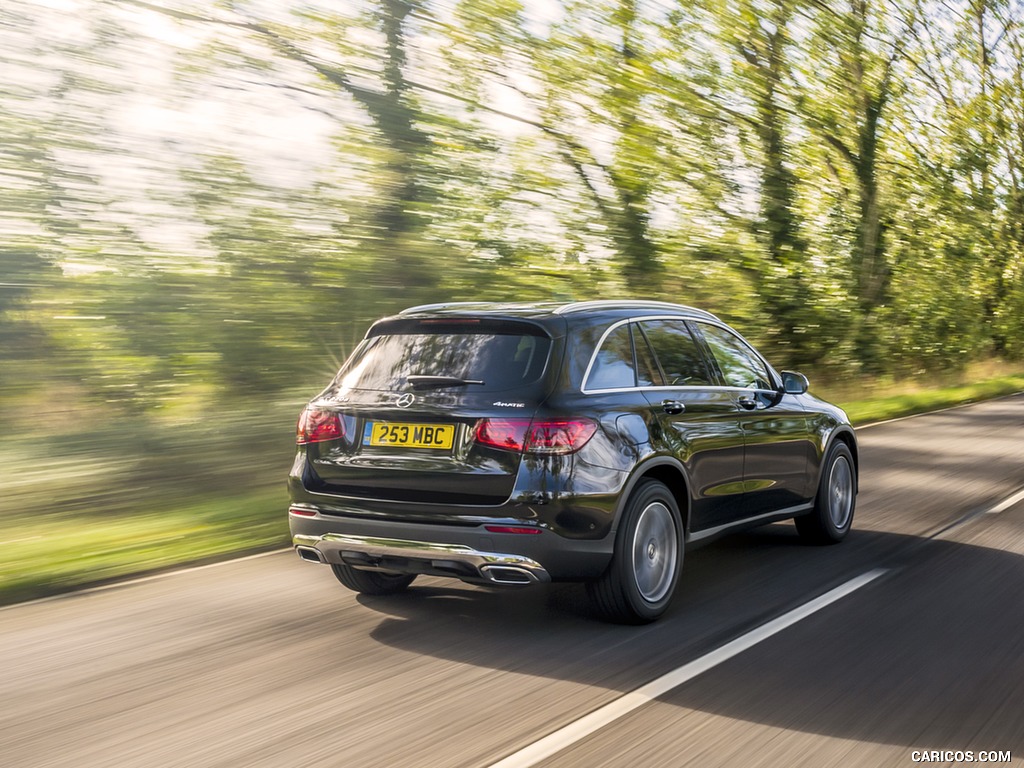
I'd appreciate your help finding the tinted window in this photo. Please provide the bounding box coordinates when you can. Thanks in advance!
[698,323,773,390]
[329,328,550,394]
[638,320,713,386]
[587,324,642,390]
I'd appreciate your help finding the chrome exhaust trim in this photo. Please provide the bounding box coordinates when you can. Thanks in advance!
[295,546,326,564]
[481,565,538,585]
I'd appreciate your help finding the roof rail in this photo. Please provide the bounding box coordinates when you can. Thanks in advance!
[553,300,717,319]
[398,302,496,315]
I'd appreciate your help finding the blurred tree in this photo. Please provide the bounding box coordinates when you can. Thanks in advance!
[899,0,1023,353]
[441,0,657,290]
[123,0,443,294]
[446,0,756,297]
[696,0,836,366]
[795,0,918,368]
[0,6,140,403]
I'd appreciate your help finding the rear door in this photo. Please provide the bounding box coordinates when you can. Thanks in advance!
[304,317,557,507]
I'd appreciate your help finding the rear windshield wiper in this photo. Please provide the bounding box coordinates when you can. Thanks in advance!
[406,375,485,390]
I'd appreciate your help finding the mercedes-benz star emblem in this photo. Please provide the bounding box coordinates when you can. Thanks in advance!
[396,393,415,408]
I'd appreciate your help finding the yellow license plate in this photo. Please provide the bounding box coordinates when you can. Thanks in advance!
[365,422,455,449]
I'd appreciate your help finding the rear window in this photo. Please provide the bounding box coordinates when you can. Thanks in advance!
[585,323,659,390]
[328,320,552,394]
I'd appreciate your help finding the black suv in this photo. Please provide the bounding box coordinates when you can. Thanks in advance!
[289,300,857,623]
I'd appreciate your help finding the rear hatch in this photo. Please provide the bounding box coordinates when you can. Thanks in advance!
[300,316,558,506]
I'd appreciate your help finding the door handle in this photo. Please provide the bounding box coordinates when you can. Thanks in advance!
[738,396,758,411]
[662,399,685,415]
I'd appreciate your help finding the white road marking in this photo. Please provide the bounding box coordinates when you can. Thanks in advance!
[986,486,1024,514]
[488,568,888,768]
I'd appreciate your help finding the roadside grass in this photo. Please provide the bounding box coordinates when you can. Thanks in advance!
[837,374,1024,426]
[2,373,1024,606]
[0,487,288,606]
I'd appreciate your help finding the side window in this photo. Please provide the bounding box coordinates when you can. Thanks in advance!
[697,323,774,390]
[587,324,654,390]
[638,320,713,386]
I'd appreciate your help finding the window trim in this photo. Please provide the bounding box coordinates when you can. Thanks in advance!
[583,321,643,391]
[580,315,781,395]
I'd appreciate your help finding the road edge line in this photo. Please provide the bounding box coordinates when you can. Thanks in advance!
[854,390,1024,430]
[0,548,291,613]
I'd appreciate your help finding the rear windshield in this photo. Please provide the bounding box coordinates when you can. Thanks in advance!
[328,321,552,394]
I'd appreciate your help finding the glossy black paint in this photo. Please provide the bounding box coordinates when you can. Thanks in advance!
[288,300,857,582]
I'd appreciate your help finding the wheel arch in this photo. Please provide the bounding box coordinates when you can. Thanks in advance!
[818,426,859,489]
[612,457,691,537]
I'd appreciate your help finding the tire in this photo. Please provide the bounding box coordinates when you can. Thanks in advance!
[796,441,856,545]
[331,564,416,595]
[587,479,683,624]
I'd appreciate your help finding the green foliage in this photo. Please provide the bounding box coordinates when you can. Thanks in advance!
[3,0,1024,601]
[0,0,1020,401]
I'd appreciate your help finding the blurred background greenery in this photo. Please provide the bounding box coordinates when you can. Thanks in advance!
[2,0,1024,600]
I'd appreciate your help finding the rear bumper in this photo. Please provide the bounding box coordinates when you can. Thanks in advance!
[294,532,551,586]
[289,506,613,582]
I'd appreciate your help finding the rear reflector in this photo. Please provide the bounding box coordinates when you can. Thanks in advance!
[297,407,343,444]
[289,506,317,517]
[475,418,597,454]
[485,526,543,535]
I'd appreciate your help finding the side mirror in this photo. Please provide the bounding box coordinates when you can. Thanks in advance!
[781,371,809,395]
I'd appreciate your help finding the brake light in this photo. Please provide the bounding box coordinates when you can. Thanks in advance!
[296,407,343,444]
[474,418,597,454]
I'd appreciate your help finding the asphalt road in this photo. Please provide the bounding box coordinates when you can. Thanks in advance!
[4,396,1024,767]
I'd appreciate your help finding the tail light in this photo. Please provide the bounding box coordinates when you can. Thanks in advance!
[297,406,343,444]
[474,418,597,454]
